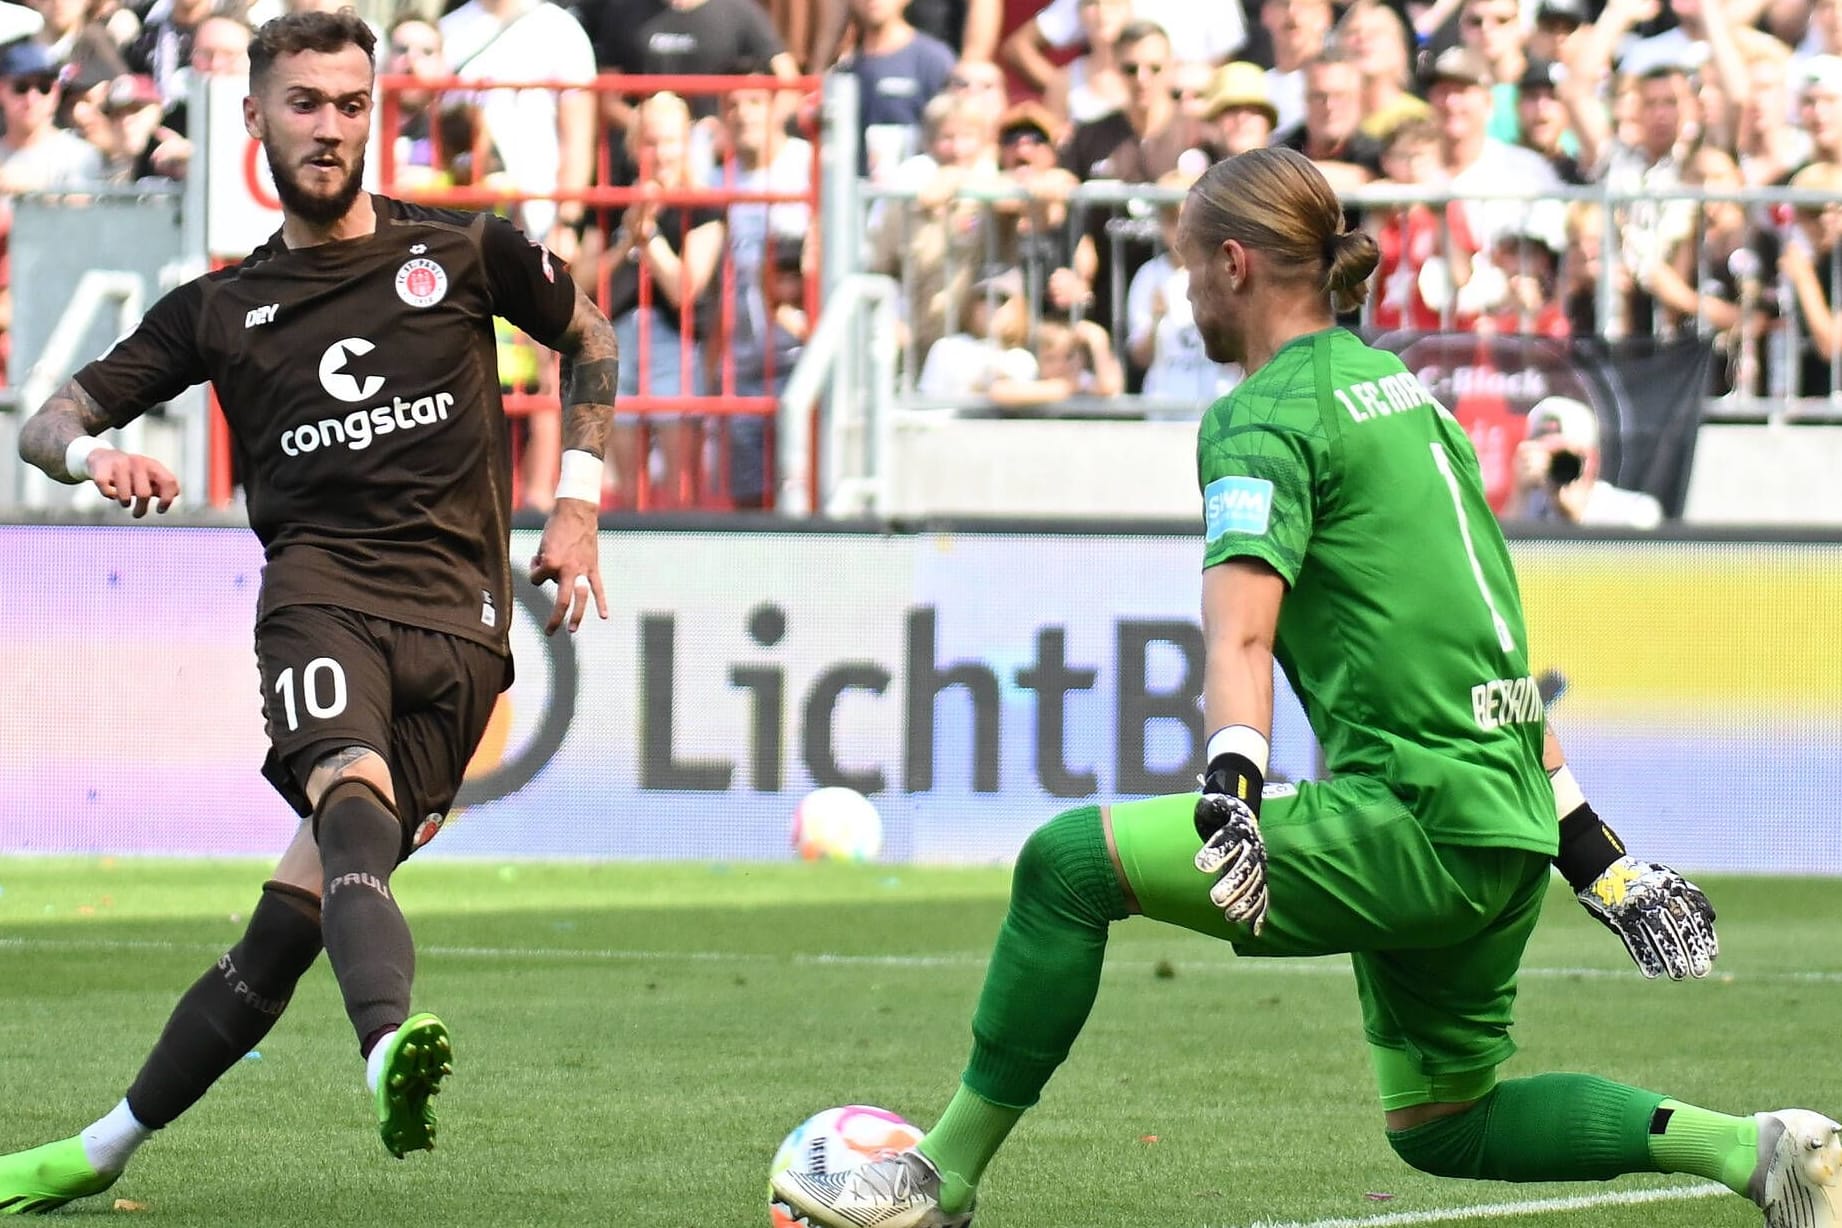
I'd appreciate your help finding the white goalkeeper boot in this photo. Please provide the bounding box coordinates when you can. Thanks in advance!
[771,1149,973,1228]
[1750,1109,1842,1227]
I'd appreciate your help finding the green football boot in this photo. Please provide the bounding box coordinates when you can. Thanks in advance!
[374,1013,453,1159]
[0,1137,118,1215]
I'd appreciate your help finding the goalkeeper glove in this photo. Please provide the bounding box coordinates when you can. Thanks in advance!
[1193,751,1268,935]
[1555,800,1719,980]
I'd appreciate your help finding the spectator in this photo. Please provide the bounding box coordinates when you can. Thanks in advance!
[0,40,103,190]
[1732,36,1807,187]
[1785,54,1842,182]
[1794,0,1842,69]
[1515,55,1588,183]
[132,13,250,180]
[441,0,595,260]
[1776,159,1842,395]
[97,72,175,183]
[986,316,1123,407]
[1058,19,1213,335]
[25,0,125,94]
[1366,117,1479,332]
[1598,63,1696,339]
[593,91,725,505]
[1529,0,1588,66]
[871,89,1004,363]
[1258,0,1334,133]
[939,55,1009,128]
[637,0,798,118]
[1455,0,1523,141]
[1125,168,1241,413]
[1040,0,1130,128]
[1426,47,1565,254]
[810,0,1003,73]
[1001,0,1246,96]
[122,0,210,106]
[842,0,957,178]
[715,76,813,505]
[1476,228,1570,337]
[1275,51,1384,193]
[1336,0,1430,142]
[916,266,1037,399]
[993,99,1080,321]
[1645,145,1772,393]
[1200,59,1278,157]
[1504,395,1664,527]
[1170,60,1214,123]
[1559,199,1619,338]
[386,19,504,196]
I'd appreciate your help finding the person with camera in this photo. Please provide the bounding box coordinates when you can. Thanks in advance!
[1504,395,1663,528]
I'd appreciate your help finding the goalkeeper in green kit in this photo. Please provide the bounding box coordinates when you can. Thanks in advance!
[773,147,1841,1228]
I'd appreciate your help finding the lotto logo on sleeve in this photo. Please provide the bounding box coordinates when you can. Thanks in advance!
[1203,476,1275,539]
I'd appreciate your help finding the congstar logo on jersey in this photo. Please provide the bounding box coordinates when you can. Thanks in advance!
[278,338,457,456]
[1203,475,1274,539]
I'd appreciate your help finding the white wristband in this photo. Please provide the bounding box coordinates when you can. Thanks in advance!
[555,449,602,505]
[1205,725,1270,776]
[64,435,103,482]
[1549,763,1587,820]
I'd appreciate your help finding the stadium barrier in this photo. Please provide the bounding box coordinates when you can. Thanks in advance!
[4,520,1838,873]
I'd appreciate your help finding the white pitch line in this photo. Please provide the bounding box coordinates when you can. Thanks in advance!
[0,935,1839,986]
[1238,1181,1728,1228]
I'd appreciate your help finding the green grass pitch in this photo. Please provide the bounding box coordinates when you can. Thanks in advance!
[0,857,1831,1227]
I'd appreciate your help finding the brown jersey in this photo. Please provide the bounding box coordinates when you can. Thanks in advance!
[75,195,575,655]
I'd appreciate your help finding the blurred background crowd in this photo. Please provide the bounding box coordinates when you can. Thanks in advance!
[1,0,1838,519]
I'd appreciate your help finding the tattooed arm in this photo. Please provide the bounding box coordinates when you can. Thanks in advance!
[18,378,180,517]
[529,282,619,635]
[552,281,619,462]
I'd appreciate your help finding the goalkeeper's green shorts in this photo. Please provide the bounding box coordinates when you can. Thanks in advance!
[1107,776,1550,1110]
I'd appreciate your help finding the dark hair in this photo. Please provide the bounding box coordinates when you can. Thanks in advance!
[1114,19,1169,54]
[250,8,375,90]
[1186,147,1380,313]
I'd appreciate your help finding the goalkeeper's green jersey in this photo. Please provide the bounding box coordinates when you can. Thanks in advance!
[1197,326,1555,855]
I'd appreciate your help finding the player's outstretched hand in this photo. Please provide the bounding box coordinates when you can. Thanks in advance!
[86,447,179,518]
[1576,855,1718,980]
[529,497,607,635]
[1194,793,1269,935]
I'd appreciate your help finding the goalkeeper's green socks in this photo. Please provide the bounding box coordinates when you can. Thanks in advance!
[1647,1100,1761,1193]
[919,1086,1024,1214]
[1386,1075,1759,1192]
[920,806,1127,1214]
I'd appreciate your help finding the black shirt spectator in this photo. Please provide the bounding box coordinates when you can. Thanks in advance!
[638,0,790,116]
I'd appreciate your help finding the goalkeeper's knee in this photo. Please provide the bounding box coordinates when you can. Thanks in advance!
[1010,806,1130,931]
[1386,1097,1495,1180]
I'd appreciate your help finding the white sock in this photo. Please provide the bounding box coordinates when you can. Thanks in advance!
[80,1099,151,1176]
[365,1030,398,1093]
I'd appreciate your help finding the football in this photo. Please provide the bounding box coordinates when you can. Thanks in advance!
[769,1105,924,1227]
[790,786,883,862]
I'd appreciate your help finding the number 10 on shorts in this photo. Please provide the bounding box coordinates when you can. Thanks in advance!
[274,657,349,731]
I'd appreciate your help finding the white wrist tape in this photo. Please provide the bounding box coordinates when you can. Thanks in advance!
[64,435,103,482]
[554,449,602,505]
[1205,725,1270,776]
[1549,763,1588,820]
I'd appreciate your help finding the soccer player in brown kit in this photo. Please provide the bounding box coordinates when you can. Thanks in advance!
[0,8,619,1213]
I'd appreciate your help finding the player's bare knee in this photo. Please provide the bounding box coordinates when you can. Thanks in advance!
[304,745,395,815]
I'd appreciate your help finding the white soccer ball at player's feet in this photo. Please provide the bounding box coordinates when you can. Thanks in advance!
[791,786,883,862]
[769,1105,922,1226]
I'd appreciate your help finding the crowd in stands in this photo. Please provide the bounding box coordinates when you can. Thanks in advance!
[4,0,1842,512]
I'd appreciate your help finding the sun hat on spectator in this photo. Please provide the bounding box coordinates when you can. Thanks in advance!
[0,39,61,82]
[1422,46,1493,91]
[998,101,1056,146]
[1200,62,1277,126]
